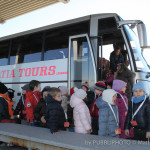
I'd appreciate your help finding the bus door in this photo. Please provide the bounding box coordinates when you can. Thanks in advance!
[68,34,96,91]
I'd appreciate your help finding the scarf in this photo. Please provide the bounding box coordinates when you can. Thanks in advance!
[131,94,148,104]
[0,93,14,116]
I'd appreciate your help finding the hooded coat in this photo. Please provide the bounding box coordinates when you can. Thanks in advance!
[112,80,134,138]
[45,94,66,133]
[96,89,119,137]
[70,94,91,134]
[115,91,134,138]
[24,91,42,122]
[96,98,119,137]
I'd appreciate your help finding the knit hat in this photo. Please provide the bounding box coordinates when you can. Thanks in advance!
[74,89,87,100]
[0,82,8,94]
[21,84,30,91]
[132,81,147,94]
[112,80,127,91]
[59,86,68,96]
[42,86,51,96]
[102,89,117,105]
[81,82,89,90]
[94,81,106,91]
[70,87,78,96]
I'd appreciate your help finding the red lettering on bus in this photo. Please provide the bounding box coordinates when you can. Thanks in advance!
[39,66,47,76]
[0,70,6,78]
[32,67,40,76]
[48,66,56,75]
[6,70,10,78]
[9,70,15,78]
[25,68,31,77]
[19,68,25,77]
[56,72,68,75]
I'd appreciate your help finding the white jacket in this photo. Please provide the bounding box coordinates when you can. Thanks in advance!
[70,94,91,134]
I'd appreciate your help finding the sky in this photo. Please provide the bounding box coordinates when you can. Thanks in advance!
[0,0,150,62]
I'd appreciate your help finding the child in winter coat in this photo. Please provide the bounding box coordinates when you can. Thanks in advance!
[14,84,30,124]
[96,89,119,137]
[81,82,95,109]
[90,81,106,135]
[70,89,92,134]
[45,87,66,134]
[0,82,15,123]
[24,80,42,125]
[124,81,150,141]
[112,79,134,139]
[58,86,69,113]
[67,87,78,128]
[33,86,51,127]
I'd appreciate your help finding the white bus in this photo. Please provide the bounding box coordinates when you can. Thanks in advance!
[0,13,150,106]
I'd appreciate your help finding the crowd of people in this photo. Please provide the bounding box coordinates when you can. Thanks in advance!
[0,77,150,141]
[0,48,150,142]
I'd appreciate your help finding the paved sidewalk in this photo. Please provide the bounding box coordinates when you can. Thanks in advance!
[0,143,27,150]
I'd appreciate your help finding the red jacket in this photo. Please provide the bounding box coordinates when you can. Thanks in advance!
[24,91,41,122]
[90,94,101,118]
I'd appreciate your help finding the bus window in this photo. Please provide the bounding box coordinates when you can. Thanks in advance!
[44,21,89,61]
[44,29,68,61]
[123,25,150,72]
[0,40,9,66]
[10,33,42,64]
[70,35,96,88]
[143,47,150,66]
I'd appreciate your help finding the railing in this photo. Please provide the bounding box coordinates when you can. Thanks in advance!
[0,123,149,150]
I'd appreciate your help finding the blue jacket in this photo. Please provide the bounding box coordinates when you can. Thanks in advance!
[96,97,119,137]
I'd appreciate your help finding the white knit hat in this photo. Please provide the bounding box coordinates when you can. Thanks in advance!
[102,89,117,105]
[74,89,87,100]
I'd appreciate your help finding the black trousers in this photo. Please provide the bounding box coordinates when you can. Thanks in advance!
[134,128,148,141]
[91,117,99,135]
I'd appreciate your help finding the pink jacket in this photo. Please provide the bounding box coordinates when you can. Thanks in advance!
[70,95,91,134]
[116,90,134,139]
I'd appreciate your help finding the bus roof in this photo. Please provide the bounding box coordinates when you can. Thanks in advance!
[0,13,119,41]
[0,0,70,24]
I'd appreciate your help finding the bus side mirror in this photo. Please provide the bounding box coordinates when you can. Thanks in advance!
[137,23,148,48]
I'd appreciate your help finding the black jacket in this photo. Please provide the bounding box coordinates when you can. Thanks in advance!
[45,95,66,133]
[34,98,46,120]
[14,95,26,120]
[124,97,150,131]
[0,97,10,122]
[86,91,95,109]
[110,51,124,73]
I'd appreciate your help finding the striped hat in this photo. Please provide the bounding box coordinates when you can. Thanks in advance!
[94,81,106,91]
[81,82,89,90]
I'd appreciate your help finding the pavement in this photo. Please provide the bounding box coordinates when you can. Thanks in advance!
[0,123,150,150]
[0,143,27,150]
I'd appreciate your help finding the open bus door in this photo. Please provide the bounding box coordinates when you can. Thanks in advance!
[68,34,96,91]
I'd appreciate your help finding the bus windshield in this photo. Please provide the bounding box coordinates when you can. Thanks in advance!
[123,25,150,72]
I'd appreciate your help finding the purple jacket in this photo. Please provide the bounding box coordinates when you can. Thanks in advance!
[115,90,134,139]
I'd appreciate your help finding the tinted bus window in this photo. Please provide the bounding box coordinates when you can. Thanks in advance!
[44,29,69,61]
[0,41,10,66]
[10,33,42,64]
[44,21,89,60]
